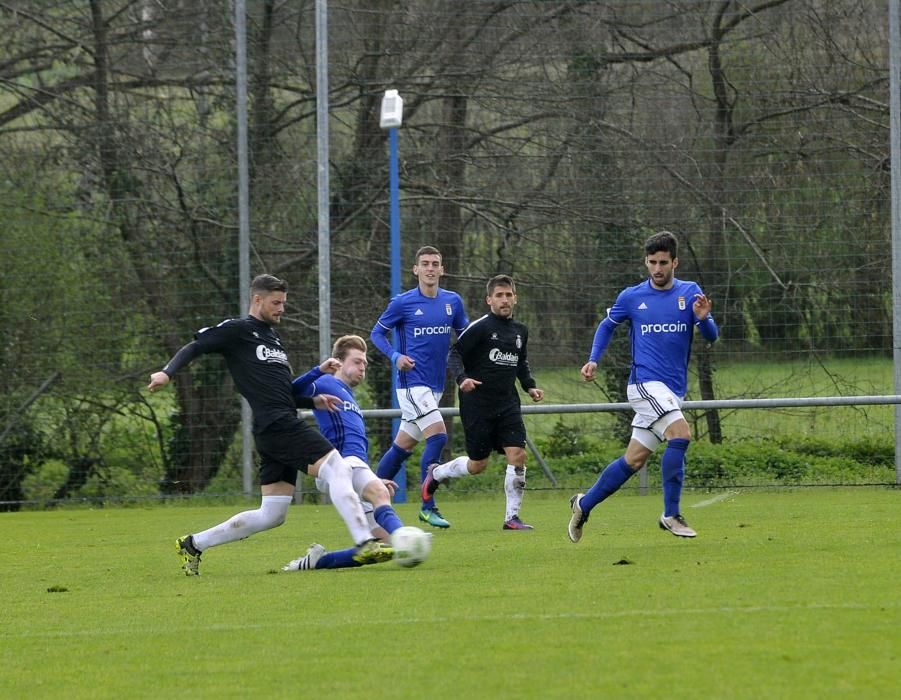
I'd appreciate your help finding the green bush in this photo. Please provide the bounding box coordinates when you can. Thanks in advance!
[531,434,896,489]
[21,459,69,507]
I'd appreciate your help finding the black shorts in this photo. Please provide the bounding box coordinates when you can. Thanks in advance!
[254,416,334,486]
[460,399,527,461]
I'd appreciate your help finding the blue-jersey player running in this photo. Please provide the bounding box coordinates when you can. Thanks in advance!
[371,245,469,528]
[283,335,406,571]
[568,230,718,542]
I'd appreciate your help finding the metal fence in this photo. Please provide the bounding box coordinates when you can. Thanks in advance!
[1,1,899,508]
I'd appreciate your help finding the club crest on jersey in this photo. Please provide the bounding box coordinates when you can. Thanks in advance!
[515,334,522,349]
[678,296,686,310]
[445,303,452,315]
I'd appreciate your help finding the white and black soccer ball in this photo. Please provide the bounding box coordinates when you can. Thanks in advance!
[390,526,431,568]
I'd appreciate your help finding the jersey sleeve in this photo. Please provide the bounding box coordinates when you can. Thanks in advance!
[449,318,484,384]
[193,319,241,353]
[162,320,237,376]
[371,296,403,359]
[292,366,324,399]
[516,326,537,391]
[452,294,469,333]
[588,291,629,363]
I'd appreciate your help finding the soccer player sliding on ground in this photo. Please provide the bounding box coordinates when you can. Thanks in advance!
[283,335,422,571]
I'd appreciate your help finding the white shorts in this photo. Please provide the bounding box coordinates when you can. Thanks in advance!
[627,381,685,451]
[396,386,445,441]
[315,455,379,500]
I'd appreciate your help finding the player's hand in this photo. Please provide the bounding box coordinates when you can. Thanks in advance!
[313,393,342,412]
[693,293,712,320]
[147,371,170,392]
[528,387,544,402]
[580,361,598,382]
[381,479,398,498]
[319,358,341,374]
[459,377,482,393]
[395,355,415,371]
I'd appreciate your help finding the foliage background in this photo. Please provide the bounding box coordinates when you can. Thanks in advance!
[0,1,894,506]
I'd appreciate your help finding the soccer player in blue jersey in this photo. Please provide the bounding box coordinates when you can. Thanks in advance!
[568,231,718,542]
[371,246,469,528]
[283,335,407,571]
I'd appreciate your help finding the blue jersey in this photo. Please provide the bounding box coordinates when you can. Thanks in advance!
[589,278,718,397]
[371,287,469,391]
[291,368,369,463]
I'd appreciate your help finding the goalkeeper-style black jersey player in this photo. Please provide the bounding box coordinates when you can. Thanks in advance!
[421,274,544,530]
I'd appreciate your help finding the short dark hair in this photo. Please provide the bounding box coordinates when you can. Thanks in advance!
[644,230,678,259]
[251,274,288,296]
[332,334,367,360]
[487,274,515,295]
[414,246,442,264]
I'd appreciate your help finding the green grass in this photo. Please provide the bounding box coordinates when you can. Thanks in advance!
[3,489,900,698]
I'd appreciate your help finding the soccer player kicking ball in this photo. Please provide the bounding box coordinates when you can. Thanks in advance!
[568,231,718,543]
[422,275,544,530]
[282,335,410,571]
[148,275,383,576]
[370,245,469,529]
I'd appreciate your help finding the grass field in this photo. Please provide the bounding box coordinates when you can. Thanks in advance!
[3,488,899,698]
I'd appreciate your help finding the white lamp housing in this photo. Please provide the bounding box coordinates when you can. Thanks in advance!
[380,89,404,129]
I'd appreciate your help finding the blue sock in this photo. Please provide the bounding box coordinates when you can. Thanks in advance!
[580,456,635,514]
[315,548,362,570]
[374,504,404,535]
[376,443,413,480]
[662,438,689,517]
[420,433,447,510]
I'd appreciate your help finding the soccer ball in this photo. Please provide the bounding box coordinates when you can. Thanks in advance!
[390,526,431,568]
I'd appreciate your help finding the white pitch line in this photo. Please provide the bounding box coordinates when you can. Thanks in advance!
[4,600,898,640]
[690,490,740,508]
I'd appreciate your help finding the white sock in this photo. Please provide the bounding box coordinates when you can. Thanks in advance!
[318,451,372,545]
[192,495,293,551]
[504,465,526,521]
[433,455,471,482]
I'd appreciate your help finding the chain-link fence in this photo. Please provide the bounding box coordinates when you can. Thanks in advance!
[1,0,896,508]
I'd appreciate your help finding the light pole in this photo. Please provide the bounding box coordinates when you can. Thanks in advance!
[379,89,406,501]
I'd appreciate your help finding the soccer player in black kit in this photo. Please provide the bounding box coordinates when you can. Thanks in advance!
[147,274,389,575]
[422,275,544,529]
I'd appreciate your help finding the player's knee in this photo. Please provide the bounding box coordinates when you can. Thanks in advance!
[665,419,692,442]
[623,457,646,472]
[259,495,292,529]
[506,447,526,465]
[468,458,489,475]
[362,479,390,507]
[317,449,351,483]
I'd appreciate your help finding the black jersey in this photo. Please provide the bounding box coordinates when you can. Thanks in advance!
[448,312,536,404]
[163,315,299,432]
